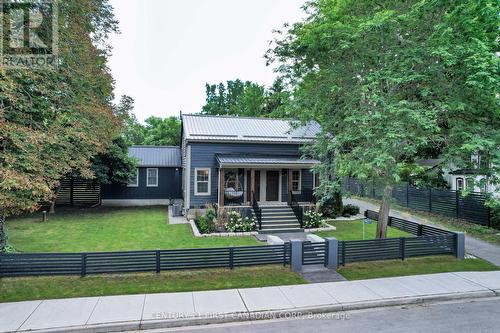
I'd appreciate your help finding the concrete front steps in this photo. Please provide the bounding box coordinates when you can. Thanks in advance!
[258,205,303,234]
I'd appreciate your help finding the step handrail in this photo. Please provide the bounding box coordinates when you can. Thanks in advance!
[252,191,262,230]
[288,191,304,228]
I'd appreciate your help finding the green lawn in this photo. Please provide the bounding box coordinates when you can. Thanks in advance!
[7,206,260,253]
[315,219,412,240]
[0,265,306,303]
[338,255,499,280]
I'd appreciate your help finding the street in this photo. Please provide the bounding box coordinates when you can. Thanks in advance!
[142,297,500,333]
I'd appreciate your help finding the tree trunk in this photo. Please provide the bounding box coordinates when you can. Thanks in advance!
[376,185,393,239]
[49,186,61,214]
[0,215,7,253]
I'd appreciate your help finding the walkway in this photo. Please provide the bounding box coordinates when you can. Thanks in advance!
[345,197,500,266]
[1,271,499,333]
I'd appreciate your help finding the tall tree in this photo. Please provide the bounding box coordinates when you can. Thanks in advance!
[268,0,499,238]
[142,116,181,146]
[0,0,119,251]
[202,79,289,117]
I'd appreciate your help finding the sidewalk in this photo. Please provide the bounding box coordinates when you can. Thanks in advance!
[344,197,500,266]
[1,271,499,333]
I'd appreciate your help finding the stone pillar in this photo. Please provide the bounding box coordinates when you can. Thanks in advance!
[455,232,465,260]
[290,239,303,272]
[326,237,339,269]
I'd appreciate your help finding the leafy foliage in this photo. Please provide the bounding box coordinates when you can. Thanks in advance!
[342,204,360,217]
[0,0,120,250]
[202,79,290,118]
[125,115,181,147]
[303,210,323,228]
[267,0,499,237]
[225,211,256,232]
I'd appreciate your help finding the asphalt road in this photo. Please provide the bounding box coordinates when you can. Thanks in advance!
[142,297,500,333]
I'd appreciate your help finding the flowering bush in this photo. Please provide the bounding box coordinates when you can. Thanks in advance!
[224,211,257,232]
[303,210,323,228]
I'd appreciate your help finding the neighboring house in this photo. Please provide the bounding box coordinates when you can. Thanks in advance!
[423,153,500,198]
[101,146,183,206]
[444,154,499,198]
[180,114,321,215]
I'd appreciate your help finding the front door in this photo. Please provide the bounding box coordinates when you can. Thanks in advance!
[266,171,280,201]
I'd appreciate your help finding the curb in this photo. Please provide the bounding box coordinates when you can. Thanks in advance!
[12,290,498,333]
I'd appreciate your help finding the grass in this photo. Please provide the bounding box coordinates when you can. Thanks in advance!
[354,196,500,246]
[0,265,306,303]
[6,206,261,253]
[314,219,412,240]
[338,255,499,281]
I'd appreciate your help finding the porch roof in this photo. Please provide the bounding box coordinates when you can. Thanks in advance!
[215,154,320,169]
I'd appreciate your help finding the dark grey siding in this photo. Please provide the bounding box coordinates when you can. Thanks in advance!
[281,169,314,202]
[188,142,313,208]
[102,167,182,200]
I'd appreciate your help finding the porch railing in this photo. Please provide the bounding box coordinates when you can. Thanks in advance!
[291,188,316,204]
[252,191,262,230]
[288,191,304,229]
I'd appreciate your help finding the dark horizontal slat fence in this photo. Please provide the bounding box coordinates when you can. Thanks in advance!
[343,178,490,226]
[1,212,459,277]
[0,244,290,278]
[302,242,326,265]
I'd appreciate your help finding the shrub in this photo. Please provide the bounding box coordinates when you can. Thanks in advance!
[195,213,216,234]
[303,210,323,228]
[342,204,360,217]
[225,211,256,232]
[205,208,216,223]
[318,192,343,218]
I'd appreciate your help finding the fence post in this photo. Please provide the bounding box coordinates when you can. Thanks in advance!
[455,232,465,260]
[156,250,161,273]
[456,191,460,218]
[406,183,409,208]
[80,253,87,277]
[290,240,303,272]
[429,188,432,212]
[229,248,234,269]
[325,238,339,269]
[418,224,423,236]
[388,216,393,227]
[400,238,406,261]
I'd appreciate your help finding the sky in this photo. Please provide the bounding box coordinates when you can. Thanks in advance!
[108,0,307,122]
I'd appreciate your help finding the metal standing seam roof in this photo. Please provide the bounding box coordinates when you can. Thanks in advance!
[128,146,181,167]
[215,154,320,167]
[182,114,321,143]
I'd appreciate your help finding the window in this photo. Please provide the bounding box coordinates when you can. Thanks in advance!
[291,170,301,193]
[127,169,139,187]
[195,168,210,195]
[313,172,321,188]
[147,168,158,187]
[456,177,464,191]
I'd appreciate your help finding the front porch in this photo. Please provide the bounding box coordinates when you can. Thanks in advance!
[217,169,317,208]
